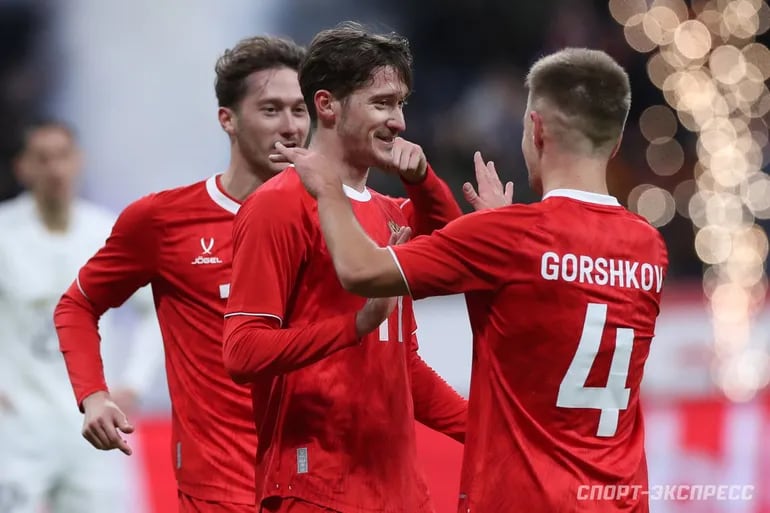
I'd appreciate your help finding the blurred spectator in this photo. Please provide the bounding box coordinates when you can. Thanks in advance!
[0,120,161,513]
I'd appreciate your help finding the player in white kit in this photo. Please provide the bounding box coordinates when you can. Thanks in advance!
[0,121,161,513]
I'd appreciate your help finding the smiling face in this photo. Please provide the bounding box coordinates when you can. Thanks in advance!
[334,66,408,169]
[220,66,310,179]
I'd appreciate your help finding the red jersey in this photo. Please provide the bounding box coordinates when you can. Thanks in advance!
[223,167,467,513]
[55,176,257,504]
[390,189,669,513]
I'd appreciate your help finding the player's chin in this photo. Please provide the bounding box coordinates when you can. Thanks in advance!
[267,158,292,173]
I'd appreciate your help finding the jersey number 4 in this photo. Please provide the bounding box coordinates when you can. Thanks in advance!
[556,303,634,437]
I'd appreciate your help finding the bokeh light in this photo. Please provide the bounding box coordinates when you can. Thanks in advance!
[635,186,677,227]
[674,20,713,59]
[615,0,770,401]
[646,137,685,175]
[640,105,679,142]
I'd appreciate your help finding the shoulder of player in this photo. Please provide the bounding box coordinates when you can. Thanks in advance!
[460,203,544,230]
[241,167,311,216]
[617,207,667,242]
[150,178,211,209]
[120,178,214,222]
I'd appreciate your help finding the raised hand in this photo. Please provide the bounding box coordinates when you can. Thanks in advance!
[462,151,514,211]
[81,391,135,456]
[271,141,339,198]
[378,137,427,183]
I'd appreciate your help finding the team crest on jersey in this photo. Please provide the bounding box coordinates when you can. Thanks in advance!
[191,237,223,265]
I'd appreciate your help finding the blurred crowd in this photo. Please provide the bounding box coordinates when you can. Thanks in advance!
[2,0,768,282]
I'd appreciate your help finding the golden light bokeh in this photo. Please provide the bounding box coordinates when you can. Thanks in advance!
[742,42,770,79]
[709,45,747,85]
[723,0,762,38]
[697,8,726,39]
[695,225,733,263]
[688,190,711,228]
[640,105,679,142]
[609,0,648,25]
[704,192,748,228]
[644,6,682,45]
[615,0,770,402]
[673,19,713,58]
[673,179,696,217]
[625,13,658,53]
[646,137,685,175]
[646,51,676,88]
[741,172,770,215]
[636,186,677,226]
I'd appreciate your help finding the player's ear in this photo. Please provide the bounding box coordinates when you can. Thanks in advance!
[218,107,236,137]
[314,90,336,127]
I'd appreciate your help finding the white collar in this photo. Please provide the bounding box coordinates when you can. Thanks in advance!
[342,184,371,202]
[205,175,240,214]
[543,188,620,207]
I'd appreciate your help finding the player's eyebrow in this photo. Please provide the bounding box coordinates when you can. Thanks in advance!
[369,91,410,103]
[257,97,306,107]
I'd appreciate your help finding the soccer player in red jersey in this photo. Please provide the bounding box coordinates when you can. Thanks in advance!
[222,23,469,513]
[278,48,670,513]
[53,36,312,513]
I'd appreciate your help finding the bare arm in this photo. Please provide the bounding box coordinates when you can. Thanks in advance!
[55,196,158,455]
[315,186,408,297]
[276,143,512,298]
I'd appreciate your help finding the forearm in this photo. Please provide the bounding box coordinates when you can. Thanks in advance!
[410,354,467,443]
[222,312,359,382]
[403,164,462,234]
[317,186,382,282]
[54,282,110,409]
[316,185,408,297]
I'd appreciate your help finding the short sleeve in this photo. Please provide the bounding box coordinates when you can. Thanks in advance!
[391,207,525,300]
[77,195,159,310]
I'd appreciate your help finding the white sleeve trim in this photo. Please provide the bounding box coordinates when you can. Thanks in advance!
[224,312,283,327]
[386,246,412,297]
[76,276,92,302]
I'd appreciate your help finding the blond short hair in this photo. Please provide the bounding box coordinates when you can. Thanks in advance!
[525,48,631,156]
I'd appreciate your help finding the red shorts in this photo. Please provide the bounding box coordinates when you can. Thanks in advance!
[178,491,255,513]
[259,497,340,513]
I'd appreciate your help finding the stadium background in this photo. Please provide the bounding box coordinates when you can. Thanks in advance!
[2,0,770,512]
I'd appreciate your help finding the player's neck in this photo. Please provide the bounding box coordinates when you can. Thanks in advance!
[308,131,369,192]
[539,152,609,197]
[220,157,268,201]
[35,197,71,233]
